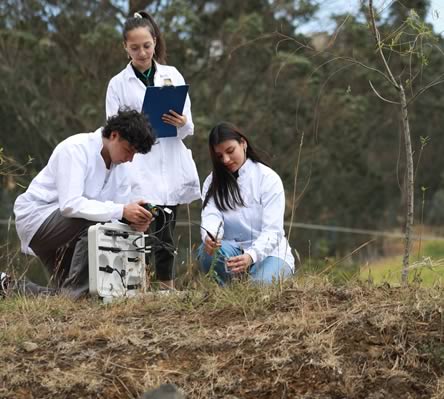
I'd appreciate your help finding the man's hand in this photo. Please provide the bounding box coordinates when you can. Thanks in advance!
[130,220,151,232]
[204,235,221,256]
[123,201,153,232]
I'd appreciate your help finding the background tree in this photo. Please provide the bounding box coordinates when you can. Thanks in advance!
[1,0,443,266]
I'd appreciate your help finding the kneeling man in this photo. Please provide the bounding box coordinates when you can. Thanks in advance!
[13,109,155,298]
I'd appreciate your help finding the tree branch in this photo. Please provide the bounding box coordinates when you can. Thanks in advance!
[407,75,444,105]
[368,80,400,104]
[368,0,400,89]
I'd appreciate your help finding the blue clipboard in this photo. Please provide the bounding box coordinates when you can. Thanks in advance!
[142,84,189,138]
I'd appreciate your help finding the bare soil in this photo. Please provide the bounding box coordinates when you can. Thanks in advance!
[1,279,444,398]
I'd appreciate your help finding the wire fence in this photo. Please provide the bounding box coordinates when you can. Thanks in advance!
[2,219,442,241]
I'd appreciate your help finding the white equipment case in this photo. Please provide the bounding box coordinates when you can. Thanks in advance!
[88,222,148,300]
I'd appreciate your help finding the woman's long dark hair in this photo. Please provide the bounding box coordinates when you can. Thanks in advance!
[123,10,167,64]
[203,122,267,211]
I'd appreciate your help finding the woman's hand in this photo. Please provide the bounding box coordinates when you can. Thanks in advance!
[162,110,187,128]
[204,235,221,256]
[225,254,253,274]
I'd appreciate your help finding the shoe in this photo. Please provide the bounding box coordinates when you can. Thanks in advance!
[0,272,10,298]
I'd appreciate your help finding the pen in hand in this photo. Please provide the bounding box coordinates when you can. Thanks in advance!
[204,221,223,256]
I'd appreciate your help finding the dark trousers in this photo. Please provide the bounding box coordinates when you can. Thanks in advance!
[28,209,95,299]
[147,205,177,281]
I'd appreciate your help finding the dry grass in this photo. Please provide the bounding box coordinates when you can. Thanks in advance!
[1,277,444,398]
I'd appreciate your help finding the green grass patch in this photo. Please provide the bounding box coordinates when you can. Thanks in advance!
[360,239,444,286]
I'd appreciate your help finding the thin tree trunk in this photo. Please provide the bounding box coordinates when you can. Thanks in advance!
[399,84,414,283]
[368,0,414,282]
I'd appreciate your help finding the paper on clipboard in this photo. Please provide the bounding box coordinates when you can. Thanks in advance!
[141,84,189,138]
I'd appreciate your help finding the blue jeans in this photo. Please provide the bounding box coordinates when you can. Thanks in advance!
[197,241,293,285]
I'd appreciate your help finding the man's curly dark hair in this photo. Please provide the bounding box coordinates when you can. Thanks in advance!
[102,108,155,154]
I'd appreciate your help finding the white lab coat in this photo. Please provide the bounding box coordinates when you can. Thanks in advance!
[14,129,133,254]
[201,159,295,268]
[105,62,201,205]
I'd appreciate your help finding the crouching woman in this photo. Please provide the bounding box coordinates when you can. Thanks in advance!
[198,122,295,284]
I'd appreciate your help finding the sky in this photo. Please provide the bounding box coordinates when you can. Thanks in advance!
[297,0,444,36]
[428,0,444,34]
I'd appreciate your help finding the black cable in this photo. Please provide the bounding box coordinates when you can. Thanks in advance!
[119,209,222,255]
[188,221,218,241]
[147,206,170,236]
[104,230,130,239]
[132,233,177,256]
[133,204,219,241]
[99,265,126,289]
[145,235,177,254]
[115,268,126,289]
[99,245,146,253]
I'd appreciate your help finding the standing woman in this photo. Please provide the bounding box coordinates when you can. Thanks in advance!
[106,11,201,289]
[198,122,295,284]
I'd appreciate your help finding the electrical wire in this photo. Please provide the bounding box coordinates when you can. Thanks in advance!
[132,233,177,256]
[136,203,221,241]
[122,205,223,255]
[147,206,171,236]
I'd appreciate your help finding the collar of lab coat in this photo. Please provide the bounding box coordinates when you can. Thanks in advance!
[91,128,108,167]
[238,158,254,178]
[122,60,170,86]
[93,128,124,170]
[93,127,104,149]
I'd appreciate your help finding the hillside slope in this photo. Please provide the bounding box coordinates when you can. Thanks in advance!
[1,279,443,398]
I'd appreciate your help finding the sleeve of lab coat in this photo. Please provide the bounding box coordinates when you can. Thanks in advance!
[52,144,124,221]
[105,79,121,118]
[200,174,224,242]
[243,173,285,264]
